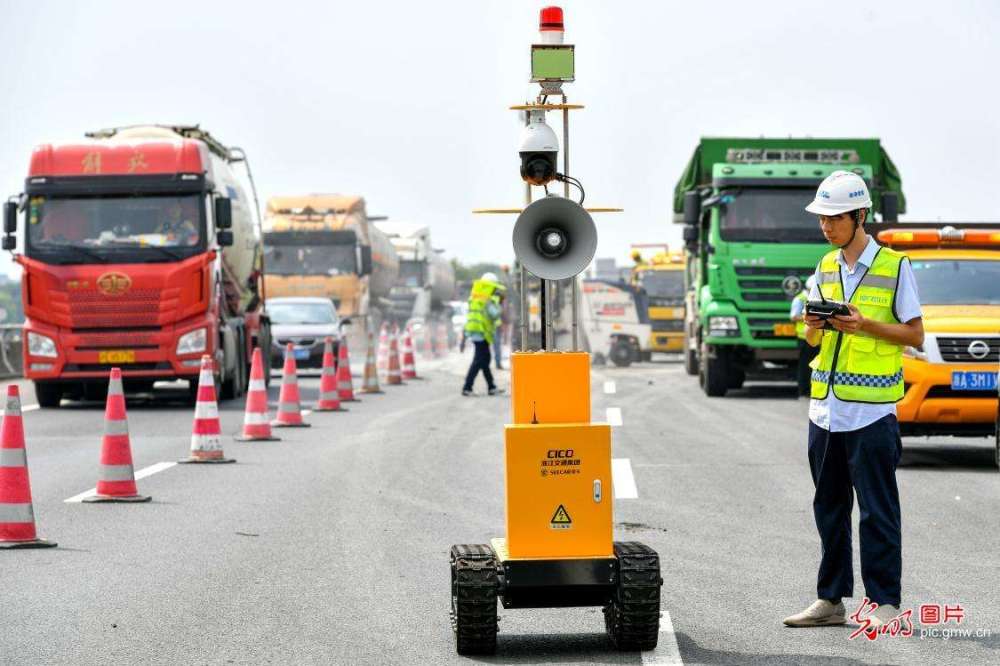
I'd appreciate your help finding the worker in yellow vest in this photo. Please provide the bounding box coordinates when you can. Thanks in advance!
[789,275,818,397]
[783,171,924,633]
[462,272,503,396]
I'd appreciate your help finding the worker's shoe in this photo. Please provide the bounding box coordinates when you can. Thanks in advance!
[488,387,504,396]
[461,389,473,397]
[783,599,846,627]
[866,603,902,631]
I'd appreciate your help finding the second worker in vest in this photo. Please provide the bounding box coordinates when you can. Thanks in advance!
[462,272,503,396]
[783,171,923,632]
[790,275,819,397]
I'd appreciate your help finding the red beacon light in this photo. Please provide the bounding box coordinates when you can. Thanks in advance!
[539,6,564,44]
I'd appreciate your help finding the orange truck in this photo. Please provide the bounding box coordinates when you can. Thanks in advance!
[876,225,999,449]
[2,125,270,406]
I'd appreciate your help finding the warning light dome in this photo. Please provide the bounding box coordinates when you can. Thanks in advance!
[540,6,564,31]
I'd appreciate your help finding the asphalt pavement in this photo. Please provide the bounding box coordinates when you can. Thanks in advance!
[3,351,998,665]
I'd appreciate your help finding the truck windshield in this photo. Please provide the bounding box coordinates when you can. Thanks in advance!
[26,194,204,262]
[719,188,825,243]
[910,259,1000,305]
[637,270,685,302]
[264,244,357,276]
[398,260,426,287]
[268,301,338,325]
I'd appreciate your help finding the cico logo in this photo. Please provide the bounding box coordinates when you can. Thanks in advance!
[547,449,574,459]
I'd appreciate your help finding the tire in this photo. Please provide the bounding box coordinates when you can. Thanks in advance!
[684,347,699,376]
[727,368,746,390]
[83,381,109,402]
[220,336,238,401]
[700,343,729,397]
[605,542,662,651]
[611,340,633,367]
[33,381,62,408]
[450,544,498,655]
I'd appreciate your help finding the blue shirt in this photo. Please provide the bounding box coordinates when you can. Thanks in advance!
[807,236,922,432]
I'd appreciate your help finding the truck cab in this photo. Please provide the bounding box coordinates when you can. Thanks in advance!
[630,250,685,357]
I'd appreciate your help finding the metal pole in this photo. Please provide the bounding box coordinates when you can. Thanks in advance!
[539,279,547,350]
[571,278,578,351]
[562,100,578,350]
[520,111,532,352]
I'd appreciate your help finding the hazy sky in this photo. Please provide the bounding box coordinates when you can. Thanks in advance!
[2,0,998,276]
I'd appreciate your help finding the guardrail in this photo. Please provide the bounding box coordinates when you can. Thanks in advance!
[0,324,23,378]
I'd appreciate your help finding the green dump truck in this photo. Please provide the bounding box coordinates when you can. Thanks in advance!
[674,138,906,397]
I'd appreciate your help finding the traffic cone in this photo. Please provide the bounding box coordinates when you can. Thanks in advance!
[272,343,310,427]
[315,337,346,412]
[401,327,419,380]
[386,330,404,386]
[0,385,56,549]
[235,347,280,441]
[377,322,390,376]
[337,337,358,402]
[435,322,449,357]
[360,331,384,394]
[422,322,435,360]
[180,356,235,463]
[84,368,151,503]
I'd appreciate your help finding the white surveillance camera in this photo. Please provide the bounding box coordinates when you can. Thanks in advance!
[519,111,558,186]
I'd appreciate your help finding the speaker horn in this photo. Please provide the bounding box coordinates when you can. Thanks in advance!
[512,195,597,280]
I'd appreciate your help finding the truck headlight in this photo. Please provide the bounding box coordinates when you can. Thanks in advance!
[708,316,740,337]
[27,331,57,358]
[176,328,207,355]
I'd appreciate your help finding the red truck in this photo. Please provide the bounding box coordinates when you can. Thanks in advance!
[2,125,271,406]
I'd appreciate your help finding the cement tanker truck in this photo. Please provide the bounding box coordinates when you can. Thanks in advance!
[4,124,271,406]
[262,194,399,346]
[374,222,456,326]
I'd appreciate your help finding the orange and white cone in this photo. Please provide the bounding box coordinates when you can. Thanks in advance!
[377,322,390,376]
[386,330,404,386]
[336,337,358,402]
[235,347,280,441]
[360,331,384,394]
[315,337,346,412]
[401,327,419,380]
[437,322,451,357]
[0,385,56,549]
[84,368,151,502]
[272,343,310,427]
[422,323,435,360]
[180,356,235,463]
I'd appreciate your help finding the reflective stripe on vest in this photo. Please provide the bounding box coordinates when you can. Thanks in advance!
[809,246,905,404]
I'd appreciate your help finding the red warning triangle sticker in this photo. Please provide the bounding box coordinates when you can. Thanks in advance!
[550,504,572,525]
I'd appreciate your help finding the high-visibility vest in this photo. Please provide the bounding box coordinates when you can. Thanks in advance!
[794,290,809,340]
[465,279,496,344]
[809,246,906,403]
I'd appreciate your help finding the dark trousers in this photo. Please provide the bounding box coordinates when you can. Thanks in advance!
[797,339,819,396]
[463,340,495,392]
[808,415,903,606]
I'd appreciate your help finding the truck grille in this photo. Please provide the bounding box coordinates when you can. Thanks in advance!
[734,267,812,306]
[651,319,684,332]
[73,328,161,349]
[67,289,163,328]
[936,337,1000,363]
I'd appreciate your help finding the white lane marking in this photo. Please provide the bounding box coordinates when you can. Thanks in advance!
[64,461,177,503]
[605,406,623,427]
[22,404,40,412]
[642,611,684,664]
[611,458,638,499]
[603,380,616,394]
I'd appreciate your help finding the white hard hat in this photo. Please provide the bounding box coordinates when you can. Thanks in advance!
[805,170,872,216]
[481,272,498,283]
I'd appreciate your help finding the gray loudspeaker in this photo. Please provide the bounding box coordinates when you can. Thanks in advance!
[512,195,597,280]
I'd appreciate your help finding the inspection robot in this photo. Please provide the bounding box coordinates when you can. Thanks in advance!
[450,7,662,655]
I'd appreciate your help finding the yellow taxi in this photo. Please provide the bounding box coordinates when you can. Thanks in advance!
[877,227,1000,460]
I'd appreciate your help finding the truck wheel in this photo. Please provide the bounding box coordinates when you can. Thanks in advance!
[605,541,662,651]
[700,344,729,397]
[450,544,498,655]
[611,340,633,367]
[33,381,62,408]
[684,347,699,376]
[727,368,746,390]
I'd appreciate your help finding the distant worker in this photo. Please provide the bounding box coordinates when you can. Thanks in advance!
[462,272,502,396]
[789,275,819,397]
[784,171,923,631]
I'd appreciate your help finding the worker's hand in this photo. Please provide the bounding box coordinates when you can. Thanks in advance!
[830,303,865,334]
[803,314,826,330]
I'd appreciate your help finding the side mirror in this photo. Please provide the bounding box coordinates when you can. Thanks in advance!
[682,191,701,226]
[3,201,17,234]
[881,192,899,222]
[682,224,698,252]
[357,245,373,275]
[214,197,233,230]
[217,230,234,247]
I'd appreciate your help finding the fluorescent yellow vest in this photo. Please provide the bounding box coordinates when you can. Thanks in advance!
[465,279,497,344]
[809,246,906,403]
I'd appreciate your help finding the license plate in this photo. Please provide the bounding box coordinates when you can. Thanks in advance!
[293,348,310,361]
[98,350,135,364]
[951,371,997,392]
[773,322,797,337]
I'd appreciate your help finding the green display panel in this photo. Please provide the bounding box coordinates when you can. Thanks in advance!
[531,46,574,81]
